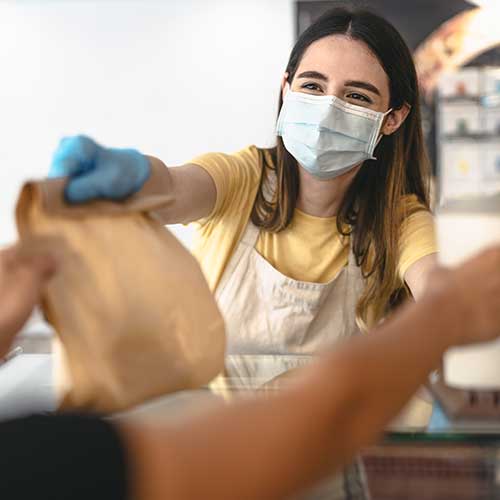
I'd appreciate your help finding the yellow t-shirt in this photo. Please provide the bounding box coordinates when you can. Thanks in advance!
[190,145,437,292]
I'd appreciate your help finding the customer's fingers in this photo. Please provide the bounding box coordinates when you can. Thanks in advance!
[1,237,62,281]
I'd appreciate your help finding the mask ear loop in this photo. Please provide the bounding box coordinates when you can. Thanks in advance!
[375,108,393,147]
[369,108,393,160]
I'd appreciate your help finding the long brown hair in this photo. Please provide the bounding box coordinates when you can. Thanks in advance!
[251,7,431,330]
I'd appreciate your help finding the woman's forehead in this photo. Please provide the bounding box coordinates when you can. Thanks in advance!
[295,35,389,92]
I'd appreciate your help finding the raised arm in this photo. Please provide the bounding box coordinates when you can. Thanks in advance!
[144,157,216,224]
[49,135,216,224]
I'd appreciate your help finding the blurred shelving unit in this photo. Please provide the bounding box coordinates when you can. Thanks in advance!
[438,67,500,202]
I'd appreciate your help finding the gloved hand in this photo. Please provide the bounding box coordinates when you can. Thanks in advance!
[49,135,151,203]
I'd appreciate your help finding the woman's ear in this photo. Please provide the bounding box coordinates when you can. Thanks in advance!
[281,72,290,101]
[381,103,411,136]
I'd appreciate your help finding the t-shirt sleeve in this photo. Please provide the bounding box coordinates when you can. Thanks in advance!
[190,146,262,222]
[0,414,128,500]
[397,198,438,282]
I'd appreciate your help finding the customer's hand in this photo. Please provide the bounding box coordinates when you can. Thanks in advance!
[0,239,58,356]
[49,135,151,203]
[427,246,500,346]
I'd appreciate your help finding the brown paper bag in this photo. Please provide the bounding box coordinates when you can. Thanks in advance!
[16,179,225,413]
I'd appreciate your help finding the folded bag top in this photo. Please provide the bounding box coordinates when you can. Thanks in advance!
[16,178,226,413]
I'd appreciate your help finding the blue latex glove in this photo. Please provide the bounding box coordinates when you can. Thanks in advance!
[49,135,151,203]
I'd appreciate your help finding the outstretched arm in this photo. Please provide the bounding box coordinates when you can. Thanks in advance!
[123,247,500,500]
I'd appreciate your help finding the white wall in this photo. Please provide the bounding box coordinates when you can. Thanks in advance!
[0,0,294,246]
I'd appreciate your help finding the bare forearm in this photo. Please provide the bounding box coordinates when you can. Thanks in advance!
[142,157,216,225]
[123,289,459,500]
[303,289,457,459]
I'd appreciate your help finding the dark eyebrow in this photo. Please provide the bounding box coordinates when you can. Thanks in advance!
[345,80,381,97]
[296,70,328,82]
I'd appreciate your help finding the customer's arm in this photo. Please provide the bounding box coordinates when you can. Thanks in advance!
[2,244,499,500]
[122,247,500,500]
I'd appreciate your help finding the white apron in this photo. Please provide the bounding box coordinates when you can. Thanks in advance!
[214,219,369,500]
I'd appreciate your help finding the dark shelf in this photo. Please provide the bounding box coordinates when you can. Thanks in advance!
[441,133,500,142]
[440,95,481,104]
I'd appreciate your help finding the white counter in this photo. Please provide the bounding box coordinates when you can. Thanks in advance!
[0,354,55,421]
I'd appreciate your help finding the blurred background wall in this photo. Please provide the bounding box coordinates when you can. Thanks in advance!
[2,0,499,247]
[0,0,294,247]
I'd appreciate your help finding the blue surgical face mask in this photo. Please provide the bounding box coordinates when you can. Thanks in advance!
[276,90,392,180]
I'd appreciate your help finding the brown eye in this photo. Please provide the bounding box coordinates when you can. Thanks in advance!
[347,92,371,104]
[301,83,323,93]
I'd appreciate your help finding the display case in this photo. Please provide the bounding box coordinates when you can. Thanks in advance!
[438,67,500,201]
[120,354,500,500]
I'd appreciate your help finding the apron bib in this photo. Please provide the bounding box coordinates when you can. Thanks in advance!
[216,221,363,356]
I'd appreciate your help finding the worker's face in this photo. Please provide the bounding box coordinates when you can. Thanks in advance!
[283,35,408,136]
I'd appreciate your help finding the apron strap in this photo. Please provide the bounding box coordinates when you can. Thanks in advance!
[347,237,358,268]
[240,220,260,248]
[343,234,365,335]
[215,220,260,298]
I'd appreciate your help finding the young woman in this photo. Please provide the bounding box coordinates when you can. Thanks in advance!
[51,5,436,354]
[49,7,437,497]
